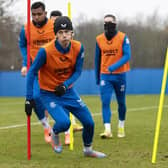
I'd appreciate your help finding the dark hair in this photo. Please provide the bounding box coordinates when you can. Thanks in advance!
[31,1,45,11]
[104,14,116,21]
[50,10,62,18]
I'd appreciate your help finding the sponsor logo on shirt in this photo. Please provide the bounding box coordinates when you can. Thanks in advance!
[54,67,71,76]
[103,49,118,56]
[33,38,52,46]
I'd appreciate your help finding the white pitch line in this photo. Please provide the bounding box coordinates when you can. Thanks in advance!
[0,122,41,130]
[0,102,23,106]
[0,105,168,130]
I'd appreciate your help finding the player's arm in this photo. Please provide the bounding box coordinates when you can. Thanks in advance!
[63,44,84,88]
[26,48,46,100]
[108,35,131,72]
[94,42,101,85]
[19,26,27,67]
[19,26,28,76]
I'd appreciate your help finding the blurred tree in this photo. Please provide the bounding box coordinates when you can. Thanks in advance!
[75,19,103,69]
[75,13,168,69]
[118,13,168,68]
[0,0,22,71]
[0,4,168,71]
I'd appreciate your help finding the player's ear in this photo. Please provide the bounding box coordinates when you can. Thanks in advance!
[45,11,47,16]
[71,31,74,38]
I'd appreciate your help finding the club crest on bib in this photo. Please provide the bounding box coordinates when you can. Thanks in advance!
[61,24,67,28]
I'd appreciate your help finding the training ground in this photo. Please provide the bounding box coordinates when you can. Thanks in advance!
[0,95,168,168]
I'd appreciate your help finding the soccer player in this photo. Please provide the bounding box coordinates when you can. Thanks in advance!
[95,14,131,138]
[25,16,106,158]
[49,10,83,145]
[19,1,55,143]
[50,10,62,22]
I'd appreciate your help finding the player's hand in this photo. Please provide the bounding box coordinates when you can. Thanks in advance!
[25,99,35,116]
[21,66,27,76]
[108,66,113,73]
[54,84,66,96]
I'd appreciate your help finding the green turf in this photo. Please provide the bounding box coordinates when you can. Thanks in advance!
[0,95,168,168]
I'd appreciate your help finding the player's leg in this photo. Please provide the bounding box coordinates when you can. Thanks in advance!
[66,88,106,158]
[113,73,126,138]
[49,106,70,153]
[71,115,83,132]
[63,108,70,145]
[99,79,113,138]
[41,90,71,153]
[69,104,106,158]
[33,76,51,143]
[64,111,83,145]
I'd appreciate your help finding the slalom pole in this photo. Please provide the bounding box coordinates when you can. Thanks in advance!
[152,48,168,163]
[68,1,74,151]
[27,0,31,160]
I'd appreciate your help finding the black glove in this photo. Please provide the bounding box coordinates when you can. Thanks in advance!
[54,84,66,96]
[25,99,35,116]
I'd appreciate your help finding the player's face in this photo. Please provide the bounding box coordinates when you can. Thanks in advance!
[31,7,46,23]
[56,30,73,48]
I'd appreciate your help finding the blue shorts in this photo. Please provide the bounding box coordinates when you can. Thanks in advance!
[40,87,94,146]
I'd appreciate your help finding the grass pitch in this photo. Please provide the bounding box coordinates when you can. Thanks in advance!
[0,95,168,168]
